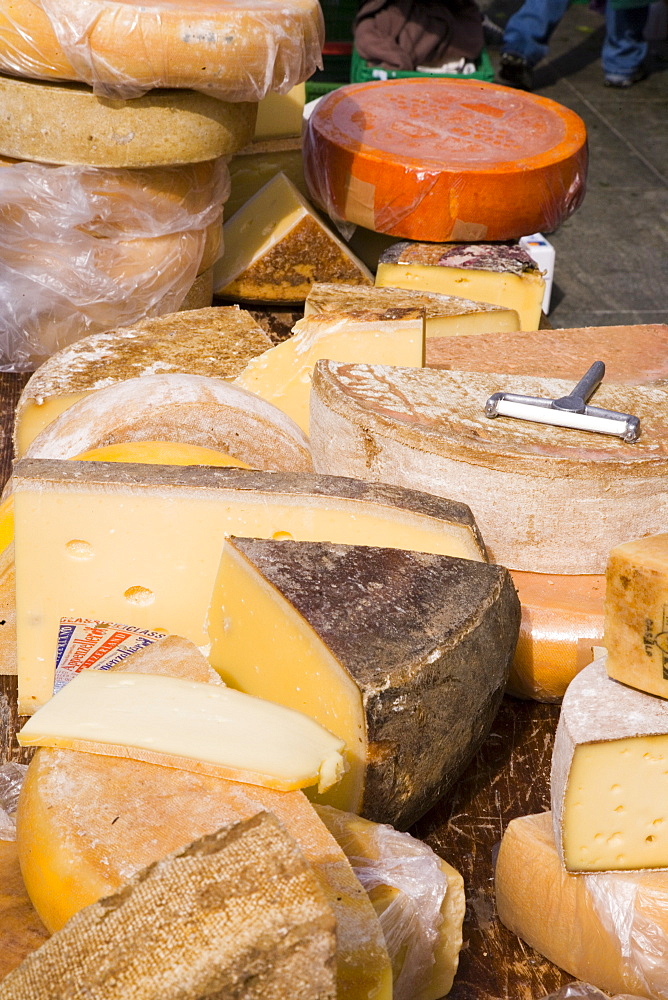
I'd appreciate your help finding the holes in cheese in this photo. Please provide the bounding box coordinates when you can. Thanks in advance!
[552,654,668,871]
[209,536,519,827]
[234,309,426,433]
[17,670,346,794]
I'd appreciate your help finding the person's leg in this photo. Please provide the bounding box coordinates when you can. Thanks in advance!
[502,0,572,65]
[602,3,650,83]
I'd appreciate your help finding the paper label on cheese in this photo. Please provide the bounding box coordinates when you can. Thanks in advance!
[54,618,164,693]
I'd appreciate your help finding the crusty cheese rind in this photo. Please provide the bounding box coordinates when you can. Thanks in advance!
[0,73,257,167]
[24,373,312,473]
[551,653,668,871]
[310,361,668,575]
[4,811,338,1000]
[178,267,213,311]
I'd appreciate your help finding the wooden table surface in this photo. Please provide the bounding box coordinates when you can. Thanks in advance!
[0,366,572,999]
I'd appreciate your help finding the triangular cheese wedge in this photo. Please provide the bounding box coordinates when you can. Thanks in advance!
[214,173,373,302]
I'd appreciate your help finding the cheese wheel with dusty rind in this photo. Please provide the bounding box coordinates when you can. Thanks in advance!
[303,79,588,242]
[0,73,257,167]
[179,267,214,310]
[0,0,324,102]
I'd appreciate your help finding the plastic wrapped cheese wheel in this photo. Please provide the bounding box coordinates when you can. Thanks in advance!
[303,79,588,242]
[0,0,324,102]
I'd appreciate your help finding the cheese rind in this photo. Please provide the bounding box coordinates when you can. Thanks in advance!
[234,309,425,433]
[6,811,338,1000]
[315,805,465,1000]
[304,282,521,344]
[310,361,668,575]
[376,242,545,331]
[496,811,668,998]
[214,173,373,302]
[604,534,668,700]
[12,460,485,713]
[210,537,519,826]
[14,307,271,456]
[552,654,668,871]
[24,373,312,472]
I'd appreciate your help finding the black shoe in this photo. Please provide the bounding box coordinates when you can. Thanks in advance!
[603,65,649,87]
[499,51,534,90]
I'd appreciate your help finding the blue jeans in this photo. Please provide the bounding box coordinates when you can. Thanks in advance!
[503,0,649,75]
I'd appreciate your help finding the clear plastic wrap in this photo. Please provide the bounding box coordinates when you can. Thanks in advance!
[303,78,588,242]
[315,804,463,1000]
[0,0,324,101]
[0,762,27,841]
[0,157,229,371]
[541,982,648,1000]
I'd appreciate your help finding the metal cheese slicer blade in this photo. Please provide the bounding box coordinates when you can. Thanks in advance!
[484,361,641,443]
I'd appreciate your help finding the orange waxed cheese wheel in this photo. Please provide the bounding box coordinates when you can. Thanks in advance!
[303,79,588,242]
[508,570,605,703]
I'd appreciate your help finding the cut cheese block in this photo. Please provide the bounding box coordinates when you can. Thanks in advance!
[495,811,668,999]
[111,633,222,684]
[304,282,521,344]
[310,361,668,574]
[315,805,465,1000]
[227,137,306,219]
[0,0,324,102]
[375,242,545,331]
[14,307,272,456]
[234,309,425,434]
[24,374,312,472]
[209,537,519,825]
[551,653,668,872]
[12,460,485,713]
[508,570,605,703]
[424,323,668,380]
[303,78,587,242]
[5,811,338,1000]
[604,535,668,700]
[18,669,346,793]
[0,562,15,675]
[214,173,373,302]
[179,266,213,310]
[255,85,306,140]
[0,73,257,167]
[75,441,251,469]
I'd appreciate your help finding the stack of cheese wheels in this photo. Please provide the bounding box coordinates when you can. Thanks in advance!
[0,0,325,370]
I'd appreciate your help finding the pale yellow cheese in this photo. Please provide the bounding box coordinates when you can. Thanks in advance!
[13,460,485,713]
[17,669,345,793]
[604,534,668,699]
[227,139,305,219]
[214,172,373,302]
[254,86,306,140]
[551,654,668,872]
[234,309,425,433]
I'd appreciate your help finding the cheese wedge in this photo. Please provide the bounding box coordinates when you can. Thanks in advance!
[12,460,485,713]
[234,309,425,434]
[0,73,257,167]
[227,138,305,219]
[214,173,373,302]
[304,282,521,343]
[14,307,272,457]
[209,537,519,825]
[376,242,545,331]
[24,373,311,472]
[310,361,668,574]
[604,534,668,700]
[6,812,338,1000]
[496,811,668,998]
[18,669,345,793]
[316,805,465,1000]
[255,86,306,140]
[552,653,668,871]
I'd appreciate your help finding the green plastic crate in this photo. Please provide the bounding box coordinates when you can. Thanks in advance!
[350,45,495,83]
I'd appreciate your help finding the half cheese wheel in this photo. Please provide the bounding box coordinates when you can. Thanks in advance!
[0,73,257,167]
[0,0,324,102]
[303,79,588,242]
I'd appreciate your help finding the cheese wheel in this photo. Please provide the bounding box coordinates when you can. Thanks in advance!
[0,0,324,102]
[303,79,588,242]
[508,570,605,703]
[0,73,256,167]
[180,267,214,310]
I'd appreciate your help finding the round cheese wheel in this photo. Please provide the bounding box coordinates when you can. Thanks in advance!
[0,0,323,102]
[0,73,256,167]
[303,79,588,242]
[507,570,605,703]
[180,267,215,310]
